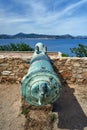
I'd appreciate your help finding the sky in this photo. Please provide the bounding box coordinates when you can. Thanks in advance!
[0,0,87,35]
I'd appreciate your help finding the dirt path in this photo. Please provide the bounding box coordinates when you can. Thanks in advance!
[0,83,26,130]
[0,83,87,130]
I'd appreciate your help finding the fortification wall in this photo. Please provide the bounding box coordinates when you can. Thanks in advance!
[0,52,87,85]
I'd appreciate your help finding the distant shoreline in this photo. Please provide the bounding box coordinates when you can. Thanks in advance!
[0,33,87,39]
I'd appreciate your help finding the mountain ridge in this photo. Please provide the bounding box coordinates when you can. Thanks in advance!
[0,33,87,39]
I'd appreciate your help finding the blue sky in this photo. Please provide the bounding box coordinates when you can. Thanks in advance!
[0,0,87,35]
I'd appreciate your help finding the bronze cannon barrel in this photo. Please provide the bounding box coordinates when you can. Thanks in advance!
[21,42,62,106]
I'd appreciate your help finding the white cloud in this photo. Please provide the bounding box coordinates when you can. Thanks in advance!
[61,0,87,15]
[0,0,87,35]
[51,16,87,35]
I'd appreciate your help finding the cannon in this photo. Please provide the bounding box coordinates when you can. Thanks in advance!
[21,42,62,106]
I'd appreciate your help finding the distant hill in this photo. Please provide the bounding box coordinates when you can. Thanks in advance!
[0,33,87,39]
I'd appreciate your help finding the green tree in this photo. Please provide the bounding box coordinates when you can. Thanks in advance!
[70,44,87,57]
[0,43,34,51]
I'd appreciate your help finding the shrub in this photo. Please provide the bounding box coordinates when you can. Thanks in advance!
[0,42,34,51]
[70,44,87,57]
[62,53,69,57]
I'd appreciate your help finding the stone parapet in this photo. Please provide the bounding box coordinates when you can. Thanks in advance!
[0,53,87,85]
[53,57,87,85]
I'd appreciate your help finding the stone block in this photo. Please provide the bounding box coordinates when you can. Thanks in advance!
[1,71,11,76]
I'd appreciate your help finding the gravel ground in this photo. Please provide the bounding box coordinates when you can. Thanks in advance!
[0,83,87,130]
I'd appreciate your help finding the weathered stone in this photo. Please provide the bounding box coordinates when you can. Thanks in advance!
[19,64,25,69]
[59,70,64,73]
[72,69,77,73]
[67,66,72,70]
[73,62,80,67]
[83,72,87,79]
[72,73,77,78]
[0,56,87,85]
[83,69,87,72]
[0,58,5,63]
[60,66,67,70]
[65,58,71,65]
[77,78,84,83]
[24,64,30,68]
[10,73,15,76]
[77,74,83,79]
[83,79,87,84]
[77,69,83,74]
[0,63,9,67]
[61,71,72,79]
[1,71,11,75]
[70,77,76,82]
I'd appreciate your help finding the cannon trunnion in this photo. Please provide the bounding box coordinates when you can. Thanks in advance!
[21,43,62,106]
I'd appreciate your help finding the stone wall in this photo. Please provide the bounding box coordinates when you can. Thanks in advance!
[0,56,87,85]
[0,58,30,83]
[53,57,87,85]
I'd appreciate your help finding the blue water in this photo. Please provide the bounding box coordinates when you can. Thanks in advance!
[0,38,87,56]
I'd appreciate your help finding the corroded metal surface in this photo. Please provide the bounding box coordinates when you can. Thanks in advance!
[21,43,62,106]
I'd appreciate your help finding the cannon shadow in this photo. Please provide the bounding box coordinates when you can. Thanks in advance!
[52,67,87,130]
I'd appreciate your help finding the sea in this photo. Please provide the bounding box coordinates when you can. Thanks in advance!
[0,38,87,56]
